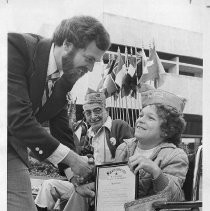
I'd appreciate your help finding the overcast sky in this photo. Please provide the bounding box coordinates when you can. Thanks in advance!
[6,0,205,33]
[3,0,207,103]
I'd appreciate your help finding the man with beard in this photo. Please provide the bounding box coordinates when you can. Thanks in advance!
[8,16,110,211]
[62,88,134,211]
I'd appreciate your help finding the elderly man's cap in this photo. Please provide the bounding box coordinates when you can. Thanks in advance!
[141,89,186,113]
[83,88,106,110]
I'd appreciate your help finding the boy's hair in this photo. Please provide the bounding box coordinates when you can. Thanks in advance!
[155,104,186,146]
[52,16,111,50]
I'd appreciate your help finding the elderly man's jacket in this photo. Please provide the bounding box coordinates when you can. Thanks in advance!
[105,119,134,158]
[8,33,77,168]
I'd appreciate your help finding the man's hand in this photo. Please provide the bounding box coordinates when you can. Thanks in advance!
[70,156,95,187]
[61,151,94,179]
[75,182,95,198]
[62,151,95,182]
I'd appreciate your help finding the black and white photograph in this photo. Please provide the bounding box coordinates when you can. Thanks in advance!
[1,0,210,210]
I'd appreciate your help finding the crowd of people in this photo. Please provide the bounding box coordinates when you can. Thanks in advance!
[8,14,189,211]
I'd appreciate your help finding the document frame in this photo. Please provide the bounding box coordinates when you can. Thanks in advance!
[94,162,138,211]
[124,191,168,211]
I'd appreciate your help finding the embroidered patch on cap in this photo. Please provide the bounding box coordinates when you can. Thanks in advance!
[83,88,106,110]
[141,89,186,113]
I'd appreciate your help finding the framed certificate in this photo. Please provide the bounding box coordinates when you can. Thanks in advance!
[95,162,136,211]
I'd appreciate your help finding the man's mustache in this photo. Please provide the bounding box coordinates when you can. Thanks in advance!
[89,117,102,123]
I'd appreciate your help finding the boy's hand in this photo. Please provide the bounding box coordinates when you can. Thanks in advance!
[75,182,95,198]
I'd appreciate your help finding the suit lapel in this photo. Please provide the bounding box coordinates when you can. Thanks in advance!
[105,128,117,159]
[29,38,52,113]
[35,75,69,123]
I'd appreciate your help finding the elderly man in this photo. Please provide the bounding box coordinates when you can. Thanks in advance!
[81,88,134,164]
[63,88,134,211]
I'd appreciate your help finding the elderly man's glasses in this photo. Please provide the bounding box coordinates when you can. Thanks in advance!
[83,107,103,117]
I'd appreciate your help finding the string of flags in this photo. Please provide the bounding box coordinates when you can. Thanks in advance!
[67,43,167,128]
[97,43,166,98]
[96,43,167,126]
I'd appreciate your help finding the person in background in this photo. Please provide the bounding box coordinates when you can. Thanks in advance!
[8,15,110,211]
[63,88,134,211]
[35,178,74,211]
[115,89,189,201]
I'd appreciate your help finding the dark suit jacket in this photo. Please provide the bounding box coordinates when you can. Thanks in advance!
[8,33,77,169]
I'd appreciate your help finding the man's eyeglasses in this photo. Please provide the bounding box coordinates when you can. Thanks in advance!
[83,107,103,117]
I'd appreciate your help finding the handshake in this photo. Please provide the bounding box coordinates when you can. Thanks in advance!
[62,150,96,197]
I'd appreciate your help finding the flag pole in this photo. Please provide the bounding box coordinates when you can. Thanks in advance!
[123,46,128,123]
[132,96,136,126]
[129,47,135,127]
[130,96,135,127]
[114,96,118,119]
[135,46,141,115]
[121,95,125,121]
[134,46,138,121]
[134,95,138,121]
[118,91,123,120]
[110,97,113,120]
[148,42,153,87]
[125,96,130,126]
[111,96,114,120]
[116,96,119,119]
[112,96,115,120]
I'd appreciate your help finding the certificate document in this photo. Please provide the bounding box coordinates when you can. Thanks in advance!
[95,162,136,211]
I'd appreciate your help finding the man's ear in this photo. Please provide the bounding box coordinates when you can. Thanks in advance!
[63,39,74,52]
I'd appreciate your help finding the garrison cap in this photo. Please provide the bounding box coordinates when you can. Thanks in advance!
[83,88,106,110]
[141,89,186,113]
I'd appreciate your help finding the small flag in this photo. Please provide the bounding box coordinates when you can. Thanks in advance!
[139,46,166,88]
[97,57,115,91]
[115,64,127,88]
[114,49,126,88]
[102,73,118,98]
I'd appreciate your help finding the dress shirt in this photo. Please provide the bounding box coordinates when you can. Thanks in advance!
[45,44,70,166]
[47,43,63,77]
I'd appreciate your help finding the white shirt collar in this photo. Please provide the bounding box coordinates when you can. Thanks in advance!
[88,116,112,138]
[47,43,63,76]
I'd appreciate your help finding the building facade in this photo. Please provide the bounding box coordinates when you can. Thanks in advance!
[76,13,203,145]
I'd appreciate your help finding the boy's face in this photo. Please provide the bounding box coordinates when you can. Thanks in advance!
[135,105,164,146]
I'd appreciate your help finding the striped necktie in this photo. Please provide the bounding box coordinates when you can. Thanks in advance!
[42,69,60,106]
